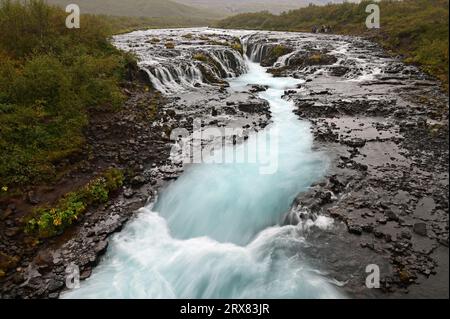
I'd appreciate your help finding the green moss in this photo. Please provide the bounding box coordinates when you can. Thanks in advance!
[271,45,291,58]
[231,42,243,55]
[182,33,193,39]
[193,53,209,63]
[165,42,175,49]
[146,94,160,121]
[261,45,293,66]
[25,168,124,238]
[0,252,19,276]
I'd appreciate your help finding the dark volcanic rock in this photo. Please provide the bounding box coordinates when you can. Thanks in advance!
[238,100,270,114]
[413,223,428,236]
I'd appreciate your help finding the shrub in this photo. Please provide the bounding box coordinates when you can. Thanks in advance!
[25,168,124,238]
[165,42,175,49]
[0,1,132,188]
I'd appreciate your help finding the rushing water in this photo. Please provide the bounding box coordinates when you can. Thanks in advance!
[63,52,344,299]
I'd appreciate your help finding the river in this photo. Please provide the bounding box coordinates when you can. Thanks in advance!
[62,34,345,298]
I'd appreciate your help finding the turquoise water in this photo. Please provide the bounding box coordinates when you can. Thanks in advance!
[62,60,343,299]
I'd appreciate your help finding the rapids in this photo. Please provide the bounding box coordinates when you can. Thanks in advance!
[62,30,345,299]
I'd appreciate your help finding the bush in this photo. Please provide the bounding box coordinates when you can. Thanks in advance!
[0,1,132,188]
[25,168,124,238]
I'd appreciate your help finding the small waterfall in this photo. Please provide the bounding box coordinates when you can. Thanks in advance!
[140,47,247,95]
[142,62,204,95]
[242,35,273,63]
[274,50,298,68]
[208,48,247,78]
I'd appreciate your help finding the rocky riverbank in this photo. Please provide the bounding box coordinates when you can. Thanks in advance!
[261,32,449,298]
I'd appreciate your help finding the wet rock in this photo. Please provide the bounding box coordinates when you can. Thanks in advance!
[123,188,136,199]
[400,231,412,240]
[342,138,366,148]
[362,224,374,233]
[4,227,20,237]
[248,84,269,93]
[47,279,64,292]
[348,224,363,235]
[80,268,92,280]
[33,251,53,269]
[413,223,428,236]
[385,210,399,222]
[237,100,270,114]
[26,191,41,205]
[131,175,146,187]
[329,66,350,77]
[94,240,108,255]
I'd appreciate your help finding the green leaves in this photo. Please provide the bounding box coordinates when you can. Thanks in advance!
[26,168,124,238]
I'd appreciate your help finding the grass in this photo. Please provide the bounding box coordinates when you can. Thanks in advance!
[216,0,449,89]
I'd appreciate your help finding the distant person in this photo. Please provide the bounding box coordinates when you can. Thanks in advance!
[312,25,318,33]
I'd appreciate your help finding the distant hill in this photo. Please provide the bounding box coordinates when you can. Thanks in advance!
[174,0,359,15]
[45,0,220,19]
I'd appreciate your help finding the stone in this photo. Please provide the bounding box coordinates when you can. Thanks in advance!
[27,191,41,205]
[123,188,136,199]
[47,279,64,292]
[348,224,363,235]
[385,210,399,222]
[413,222,428,236]
[131,175,146,187]
[94,240,108,255]
[34,251,53,269]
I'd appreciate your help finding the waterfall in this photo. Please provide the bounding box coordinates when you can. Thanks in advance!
[208,48,247,78]
[274,50,298,68]
[242,35,272,63]
[141,62,204,95]
[139,47,247,95]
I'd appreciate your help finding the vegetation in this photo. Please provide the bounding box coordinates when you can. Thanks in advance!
[165,42,176,49]
[175,0,330,15]
[25,168,124,238]
[0,251,19,277]
[193,53,209,63]
[261,44,293,66]
[217,0,449,88]
[0,0,135,190]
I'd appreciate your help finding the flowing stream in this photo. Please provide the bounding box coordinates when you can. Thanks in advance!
[63,52,345,299]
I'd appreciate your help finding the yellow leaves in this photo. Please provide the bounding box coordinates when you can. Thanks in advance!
[1,186,7,192]
[53,217,62,226]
